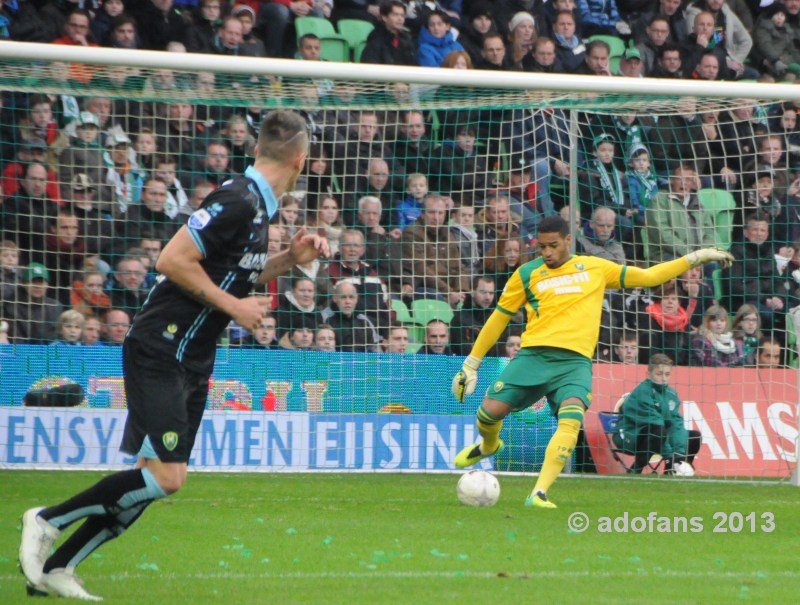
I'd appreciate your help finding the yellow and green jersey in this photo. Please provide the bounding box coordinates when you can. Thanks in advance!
[496,255,626,359]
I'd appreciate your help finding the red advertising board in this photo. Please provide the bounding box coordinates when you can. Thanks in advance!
[585,364,798,477]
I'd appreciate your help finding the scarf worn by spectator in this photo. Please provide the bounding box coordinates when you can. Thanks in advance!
[646,298,697,331]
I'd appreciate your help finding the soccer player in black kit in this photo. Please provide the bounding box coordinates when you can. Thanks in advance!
[18,110,328,600]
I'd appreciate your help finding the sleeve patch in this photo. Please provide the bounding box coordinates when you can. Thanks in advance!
[188,209,212,230]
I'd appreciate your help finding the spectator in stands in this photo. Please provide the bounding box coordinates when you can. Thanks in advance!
[400,194,469,305]
[320,281,382,352]
[577,0,630,38]
[753,4,800,80]
[317,228,391,335]
[37,211,87,306]
[347,157,400,226]
[275,276,322,342]
[51,309,84,346]
[578,134,632,238]
[237,314,279,349]
[214,15,254,57]
[577,206,626,263]
[690,110,738,191]
[731,303,762,363]
[626,145,658,225]
[691,304,749,366]
[552,10,585,73]
[106,14,140,49]
[222,115,255,176]
[257,0,325,57]
[154,102,208,174]
[613,330,641,364]
[475,194,521,254]
[15,94,58,149]
[58,112,106,210]
[187,140,233,189]
[154,155,189,220]
[314,324,337,352]
[2,138,62,204]
[645,164,716,262]
[738,171,791,245]
[100,307,130,345]
[108,255,148,317]
[0,240,21,307]
[81,314,102,345]
[232,4,267,57]
[613,353,701,474]
[538,0,583,39]
[483,235,533,296]
[185,0,222,54]
[450,275,496,355]
[618,47,644,77]
[298,142,332,212]
[743,135,793,203]
[52,9,100,83]
[120,177,181,244]
[525,37,562,73]
[65,174,114,257]
[92,0,126,45]
[757,337,784,367]
[390,110,433,178]
[417,318,454,354]
[277,194,304,240]
[432,122,489,204]
[354,195,397,285]
[382,324,410,353]
[279,321,316,350]
[104,127,146,215]
[575,38,612,75]
[177,181,215,224]
[504,329,522,359]
[506,11,537,70]
[308,195,344,256]
[1,0,49,43]
[476,32,511,70]
[1,162,61,263]
[682,12,730,80]
[331,0,380,24]
[417,9,464,67]
[70,268,111,319]
[3,262,63,344]
[645,284,694,365]
[360,0,416,66]
[633,0,687,45]
[458,2,497,67]
[449,202,481,276]
[636,16,670,76]
[396,173,429,230]
[650,43,686,78]
[133,129,158,174]
[728,211,793,330]
[683,0,753,80]
[132,0,188,51]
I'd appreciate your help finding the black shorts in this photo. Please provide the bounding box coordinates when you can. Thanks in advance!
[120,338,210,463]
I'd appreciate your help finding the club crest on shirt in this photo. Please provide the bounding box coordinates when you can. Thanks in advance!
[162,432,179,451]
[575,263,585,270]
[188,208,212,230]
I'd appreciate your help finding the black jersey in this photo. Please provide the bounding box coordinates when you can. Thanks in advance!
[127,168,278,374]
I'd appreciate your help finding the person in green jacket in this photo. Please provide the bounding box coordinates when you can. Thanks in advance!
[613,353,702,474]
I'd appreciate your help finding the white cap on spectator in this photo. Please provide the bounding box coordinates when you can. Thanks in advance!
[508,12,535,33]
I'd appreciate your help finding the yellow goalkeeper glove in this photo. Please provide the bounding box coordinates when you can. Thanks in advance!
[685,248,735,269]
[452,355,482,402]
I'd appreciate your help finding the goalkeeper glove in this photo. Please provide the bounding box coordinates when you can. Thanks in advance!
[685,248,735,269]
[452,355,482,403]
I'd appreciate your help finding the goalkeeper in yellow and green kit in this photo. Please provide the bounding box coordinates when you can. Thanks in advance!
[452,215,733,508]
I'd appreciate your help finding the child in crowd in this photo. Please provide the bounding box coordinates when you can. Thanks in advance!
[396,173,429,229]
[315,324,337,352]
[691,305,749,367]
[52,309,85,346]
[278,194,303,239]
[731,304,762,364]
[626,145,658,226]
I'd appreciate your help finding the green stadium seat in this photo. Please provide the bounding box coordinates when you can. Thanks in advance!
[587,35,626,58]
[711,268,724,303]
[786,318,798,368]
[337,19,374,60]
[320,38,349,62]
[411,299,454,326]
[696,188,736,251]
[354,40,368,63]
[391,298,413,323]
[610,56,620,74]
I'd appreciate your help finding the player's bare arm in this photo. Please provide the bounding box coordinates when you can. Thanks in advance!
[156,227,269,331]
[258,226,330,283]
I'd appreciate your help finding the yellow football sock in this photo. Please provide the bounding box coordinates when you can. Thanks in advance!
[477,405,503,453]
[532,406,583,495]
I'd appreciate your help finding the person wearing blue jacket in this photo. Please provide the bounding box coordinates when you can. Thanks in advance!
[417,9,464,67]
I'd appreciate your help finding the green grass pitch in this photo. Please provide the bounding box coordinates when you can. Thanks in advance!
[1,471,798,604]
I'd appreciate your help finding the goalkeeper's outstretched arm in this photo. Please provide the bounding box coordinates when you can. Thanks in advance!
[452,310,511,402]
[623,248,734,289]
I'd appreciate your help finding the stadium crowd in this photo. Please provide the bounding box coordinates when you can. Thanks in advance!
[0,0,799,368]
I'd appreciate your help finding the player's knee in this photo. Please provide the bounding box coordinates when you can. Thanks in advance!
[147,464,188,494]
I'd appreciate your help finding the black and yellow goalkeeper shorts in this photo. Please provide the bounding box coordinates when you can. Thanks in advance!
[487,346,593,414]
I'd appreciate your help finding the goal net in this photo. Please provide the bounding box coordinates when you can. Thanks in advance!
[0,42,797,482]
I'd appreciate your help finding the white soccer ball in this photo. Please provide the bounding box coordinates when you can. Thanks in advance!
[673,461,695,477]
[456,470,500,507]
